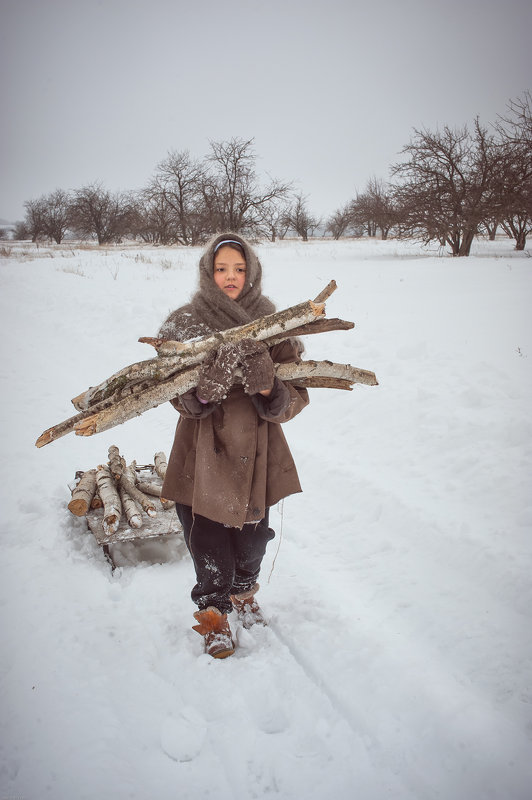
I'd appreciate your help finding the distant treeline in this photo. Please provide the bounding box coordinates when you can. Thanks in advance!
[9,92,531,256]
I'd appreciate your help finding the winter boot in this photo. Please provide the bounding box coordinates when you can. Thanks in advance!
[192,607,235,659]
[230,583,265,629]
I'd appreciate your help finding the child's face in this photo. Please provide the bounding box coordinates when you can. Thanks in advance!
[213,246,247,300]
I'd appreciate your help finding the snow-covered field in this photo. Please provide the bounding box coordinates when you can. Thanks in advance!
[1,236,531,800]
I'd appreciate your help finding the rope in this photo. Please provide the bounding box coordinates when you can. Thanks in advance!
[267,499,284,583]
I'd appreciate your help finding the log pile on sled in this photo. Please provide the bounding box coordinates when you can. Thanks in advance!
[68,446,173,536]
[36,280,378,448]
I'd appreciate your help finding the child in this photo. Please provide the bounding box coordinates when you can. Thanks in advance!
[159,233,309,657]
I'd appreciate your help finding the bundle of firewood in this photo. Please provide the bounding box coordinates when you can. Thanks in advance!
[68,447,173,536]
[36,280,378,448]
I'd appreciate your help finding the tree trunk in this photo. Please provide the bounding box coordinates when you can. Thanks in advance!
[485,221,498,240]
[515,231,527,250]
[458,228,476,256]
[447,232,460,256]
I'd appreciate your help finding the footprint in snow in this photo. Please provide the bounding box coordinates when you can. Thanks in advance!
[160,705,207,762]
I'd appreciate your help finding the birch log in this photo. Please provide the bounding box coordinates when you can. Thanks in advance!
[150,453,175,509]
[141,282,338,355]
[68,469,97,516]
[139,481,162,498]
[118,484,143,529]
[91,492,103,509]
[108,445,123,481]
[36,282,378,448]
[36,391,140,448]
[313,279,337,303]
[72,297,327,411]
[140,317,355,354]
[96,465,122,536]
[37,358,377,445]
[119,468,157,518]
[139,480,175,510]
[276,360,378,387]
[35,319,352,446]
[154,452,168,480]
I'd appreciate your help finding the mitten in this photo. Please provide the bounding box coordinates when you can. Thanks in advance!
[196,342,240,403]
[178,388,214,417]
[238,339,275,395]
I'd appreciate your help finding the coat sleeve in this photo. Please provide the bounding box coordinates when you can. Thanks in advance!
[159,305,215,418]
[158,305,212,342]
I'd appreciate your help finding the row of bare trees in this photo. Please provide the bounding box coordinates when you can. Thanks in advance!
[326,92,532,254]
[16,138,320,246]
[15,93,531,254]
[19,186,136,246]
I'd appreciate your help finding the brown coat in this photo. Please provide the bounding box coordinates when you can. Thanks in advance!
[162,340,309,528]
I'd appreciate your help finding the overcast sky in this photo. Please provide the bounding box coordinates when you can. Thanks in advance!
[1,0,530,222]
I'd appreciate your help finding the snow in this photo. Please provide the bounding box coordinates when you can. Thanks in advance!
[1,236,531,799]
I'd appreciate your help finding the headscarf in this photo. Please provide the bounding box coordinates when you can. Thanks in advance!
[159,232,276,340]
[191,232,276,330]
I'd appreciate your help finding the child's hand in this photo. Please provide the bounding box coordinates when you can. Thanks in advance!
[196,342,240,403]
[239,340,275,396]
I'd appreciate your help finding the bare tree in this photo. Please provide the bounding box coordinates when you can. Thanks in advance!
[70,183,135,244]
[349,178,397,239]
[282,193,320,241]
[23,198,46,242]
[325,203,354,239]
[498,149,532,250]
[367,177,397,239]
[495,92,532,250]
[145,150,206,244]
[501,206,532,250]
[497,91,532,146]
[43,189,71,244]
[23,190,71,243]
[256,196,292,242]
[13,221,29,240]
[203,137,290,234]
[132,193,178,245]
[479,215,500,240]
[350,190,378,237]
[391,121,501,256]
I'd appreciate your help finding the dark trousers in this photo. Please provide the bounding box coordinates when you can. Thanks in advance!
[176,504,275,614]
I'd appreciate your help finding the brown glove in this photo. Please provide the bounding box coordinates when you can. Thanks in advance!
[196,342,240,403]
[238,339,275,396]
